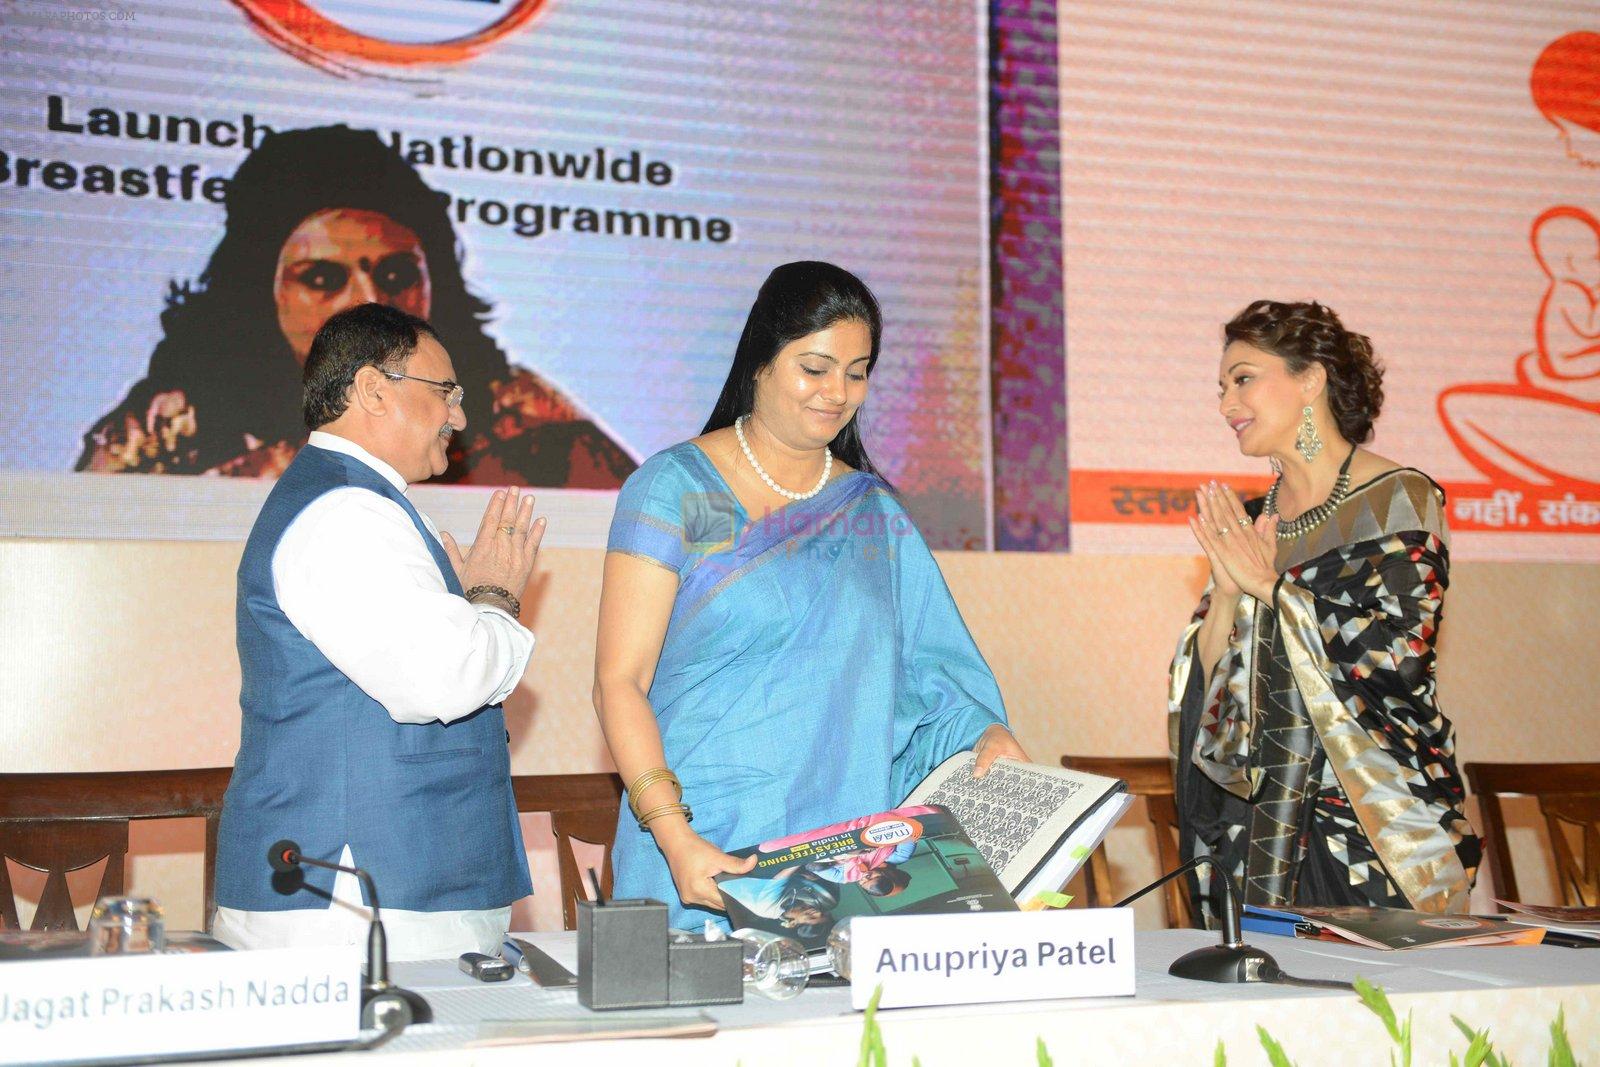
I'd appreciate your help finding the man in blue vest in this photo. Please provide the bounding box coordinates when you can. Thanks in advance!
[214,302,541,959]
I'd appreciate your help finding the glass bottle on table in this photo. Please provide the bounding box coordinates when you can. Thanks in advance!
[730,928,809,1000]
[88,896,165,955]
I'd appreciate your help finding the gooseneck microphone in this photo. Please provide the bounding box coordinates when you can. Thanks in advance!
[1114,855,1279,983]
[267,839,433,1033]
[1115,856,1354,991]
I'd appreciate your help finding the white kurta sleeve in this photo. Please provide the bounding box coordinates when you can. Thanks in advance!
[272,487,535,724]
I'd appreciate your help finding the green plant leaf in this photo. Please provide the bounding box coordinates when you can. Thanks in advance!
[1204,984,1594,1067]
[1548,1005,1575,1067]
[858,984,886,1067]
[1257,1025,1296,1067]
[1450,1013,1508,1067]
[1355,977,1402,1044]
[1036,1037,1054,1067]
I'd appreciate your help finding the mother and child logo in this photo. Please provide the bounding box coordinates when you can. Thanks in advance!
[1438,205,1600,490]
[1436,32,1600,495]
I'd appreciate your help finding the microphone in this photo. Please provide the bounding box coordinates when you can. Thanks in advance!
[267,839,433,1031]
[1114,855,1279,983]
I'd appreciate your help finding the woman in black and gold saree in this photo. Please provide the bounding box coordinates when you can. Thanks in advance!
[1171,300,1481,924]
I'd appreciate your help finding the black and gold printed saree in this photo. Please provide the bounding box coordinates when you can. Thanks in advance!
[1169,469,1481,923]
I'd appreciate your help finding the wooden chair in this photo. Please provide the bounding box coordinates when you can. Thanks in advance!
[1465,762,1600,908]
[1060,755,1196,929]
[512,772,624,930]
[0,768,232,932]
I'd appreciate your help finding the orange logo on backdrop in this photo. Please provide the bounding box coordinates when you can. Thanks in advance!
[1425,30,1600,533]
[1067,32,1600,536]
[1437,206,1600,492]
[1532,31,1600,169]
[231,0,548,75]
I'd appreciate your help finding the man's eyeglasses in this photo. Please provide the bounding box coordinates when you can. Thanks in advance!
[385,371,464,408]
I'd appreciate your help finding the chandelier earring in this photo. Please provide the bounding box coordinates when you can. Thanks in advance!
[1295,405,1324,463]
[1269,455,1283,476]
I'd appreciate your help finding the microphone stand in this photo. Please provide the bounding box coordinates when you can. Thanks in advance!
[1115,855,1280,983]
[268,840,433,1032]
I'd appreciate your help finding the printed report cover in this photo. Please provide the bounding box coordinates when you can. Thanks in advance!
[1242,905,1545,950]
[714,805,1018,954]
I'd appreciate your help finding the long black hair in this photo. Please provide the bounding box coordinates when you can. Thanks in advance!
[75,125,512,477]
[700,261,887,481]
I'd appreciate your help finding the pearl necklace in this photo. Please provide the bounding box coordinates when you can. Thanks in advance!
[1264,446,1355,541]
[734,414,832,501]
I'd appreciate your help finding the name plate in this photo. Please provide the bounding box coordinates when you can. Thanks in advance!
[0,946,361,1065]
[849,909,1136,1010]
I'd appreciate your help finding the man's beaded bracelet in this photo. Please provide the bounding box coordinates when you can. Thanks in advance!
[465,584,521,618]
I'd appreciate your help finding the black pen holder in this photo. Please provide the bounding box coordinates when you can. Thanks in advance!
[668,932,744,1006]
[576,898,669,1010]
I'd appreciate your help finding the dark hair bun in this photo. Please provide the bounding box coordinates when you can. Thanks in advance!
[1223,300,1384,443]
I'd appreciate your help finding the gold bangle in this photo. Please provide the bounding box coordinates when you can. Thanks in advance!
[629,767,681,798]
[628,775,681,822]
[637,800,689,823]
[627,768,682,819]
[637,806,691,832]
[637,802,692,832]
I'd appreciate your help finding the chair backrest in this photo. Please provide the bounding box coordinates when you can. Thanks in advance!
[1060,755,1195,929]
[511,772,624,930]
[0,768,232,932]
[1464,761,1600,907]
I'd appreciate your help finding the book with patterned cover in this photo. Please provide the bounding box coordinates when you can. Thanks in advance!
[904,753,1132,905]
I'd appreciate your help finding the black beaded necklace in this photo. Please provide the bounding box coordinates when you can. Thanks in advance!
[1265,445,1356,541]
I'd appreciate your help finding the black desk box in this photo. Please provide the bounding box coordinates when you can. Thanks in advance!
[576,898,669,1010]
[668,933,744,1006]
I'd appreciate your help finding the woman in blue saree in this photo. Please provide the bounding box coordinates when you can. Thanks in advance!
[593,261,1027,928]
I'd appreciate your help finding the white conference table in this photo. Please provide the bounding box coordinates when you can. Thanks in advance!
[195,929,1600,1066]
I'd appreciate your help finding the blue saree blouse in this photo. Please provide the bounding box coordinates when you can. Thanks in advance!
[606,442,1009,929]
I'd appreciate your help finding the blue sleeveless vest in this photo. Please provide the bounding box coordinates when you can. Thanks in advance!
[215,445,532,912]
